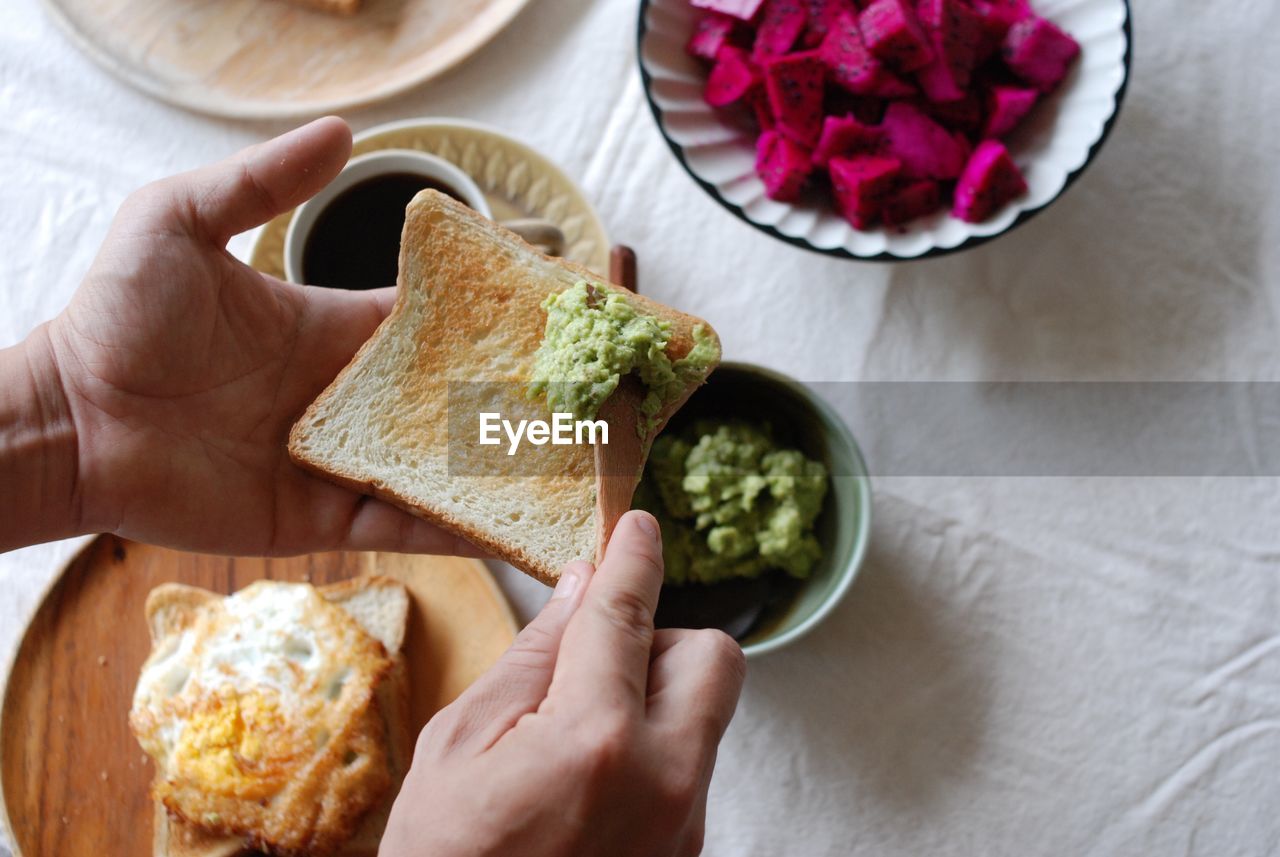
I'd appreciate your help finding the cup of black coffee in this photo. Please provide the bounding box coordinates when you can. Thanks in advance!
[283,149,563,290]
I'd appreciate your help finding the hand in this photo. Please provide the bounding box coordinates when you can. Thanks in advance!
[381,511,747,857]
[9,118,474,556]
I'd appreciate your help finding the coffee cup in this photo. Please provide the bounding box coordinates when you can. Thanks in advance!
[284,149,564,289]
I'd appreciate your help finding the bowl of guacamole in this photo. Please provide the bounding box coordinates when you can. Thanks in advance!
[635,363,872,657]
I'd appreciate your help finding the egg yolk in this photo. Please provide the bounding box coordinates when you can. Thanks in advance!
[173,689,303,799]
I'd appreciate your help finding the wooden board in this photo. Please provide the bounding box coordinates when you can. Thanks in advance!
[0,536,518,857]
[41,0,533,119]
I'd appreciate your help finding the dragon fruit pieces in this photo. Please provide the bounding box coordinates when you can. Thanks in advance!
[1003,16,1080,92]
[915,60,964,103]
[914,0,984,102]
[971,0,1031,59]
[882,180,941,225]
[973,0,1031,33]
[818,11,875,86]
[829,155,902,228]
[753,0,808,59]
[747,88,776,130]
[705,46,761,107]
[881,101,970,179]
[859,0,934,73]
[952,139,1027,222]
[801,0,856,47]
[811,114,884,167]
[922,91,985,133]
[691,0,766,21]
[687,13,745,61]
[863,69,915,99]
[686,0,1076,229]
[983,85,1038,137]
[757,130,814,200]
[917,0,984,69]
[829,91,891,125]
[763,50,827,146]
[819,11,916,97]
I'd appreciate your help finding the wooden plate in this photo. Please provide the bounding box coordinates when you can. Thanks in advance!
[41,0,534,119]
[0,536,517,857]
[250,118,612,279]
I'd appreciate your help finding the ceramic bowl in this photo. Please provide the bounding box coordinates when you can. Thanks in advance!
[637,0,1132,260]
[650,362,872,657]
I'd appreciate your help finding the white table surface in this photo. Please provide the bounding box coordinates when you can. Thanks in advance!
[4,0,1280,854]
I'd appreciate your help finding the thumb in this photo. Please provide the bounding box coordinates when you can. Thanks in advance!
[434,561,592,753]
[157,116,352,246]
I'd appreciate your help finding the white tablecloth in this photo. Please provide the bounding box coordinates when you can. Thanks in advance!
[4,0,1280,854]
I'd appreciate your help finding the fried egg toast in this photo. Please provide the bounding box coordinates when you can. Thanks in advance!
[131,577,410,857]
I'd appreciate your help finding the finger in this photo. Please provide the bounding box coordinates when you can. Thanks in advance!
[676,769,712,857]
[645,628,745,745]
[439,561,593,752]
[365,285,399,318]
[649,629,739,857]
[550,511,665,712]
[163,116,352,245]
[283,280,399,378]
[342,496,487,557]
[295,281,399,329]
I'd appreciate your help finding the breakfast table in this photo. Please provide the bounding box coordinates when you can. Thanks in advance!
[4,0,1280,854]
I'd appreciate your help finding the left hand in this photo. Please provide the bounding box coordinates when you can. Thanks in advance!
[33,117,474,556]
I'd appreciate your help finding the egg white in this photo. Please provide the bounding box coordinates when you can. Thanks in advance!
[132,582,372,796]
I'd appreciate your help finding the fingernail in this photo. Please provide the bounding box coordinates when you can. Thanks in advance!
[632,511,660,541]
[551,565,584,601]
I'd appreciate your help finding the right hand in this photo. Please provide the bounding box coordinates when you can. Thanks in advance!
[381,510,747,857]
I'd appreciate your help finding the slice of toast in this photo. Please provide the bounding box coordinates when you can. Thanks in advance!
[145,578,411,857]
[288,190,720,585]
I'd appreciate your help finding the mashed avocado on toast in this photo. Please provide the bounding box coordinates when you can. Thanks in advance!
[635,420,829,585]
[527,281,719,433]
[290,190,719,584]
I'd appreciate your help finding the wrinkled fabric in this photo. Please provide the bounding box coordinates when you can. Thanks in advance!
[3,0,1280,853]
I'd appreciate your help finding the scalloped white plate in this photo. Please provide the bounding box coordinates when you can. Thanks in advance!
[638,0,1131,260]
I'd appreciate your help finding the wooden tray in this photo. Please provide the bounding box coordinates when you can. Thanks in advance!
[41,0,534,119]
[0,536,517,857]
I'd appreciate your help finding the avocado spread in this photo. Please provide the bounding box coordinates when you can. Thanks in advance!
[527,282,718,433]
[635,420,828,585]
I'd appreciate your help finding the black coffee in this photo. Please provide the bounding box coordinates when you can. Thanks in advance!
[302,172,463,290]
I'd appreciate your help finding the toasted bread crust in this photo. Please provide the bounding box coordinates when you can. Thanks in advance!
[286,456,564,586]
[288,190,719,584]
[145,584,221,641]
